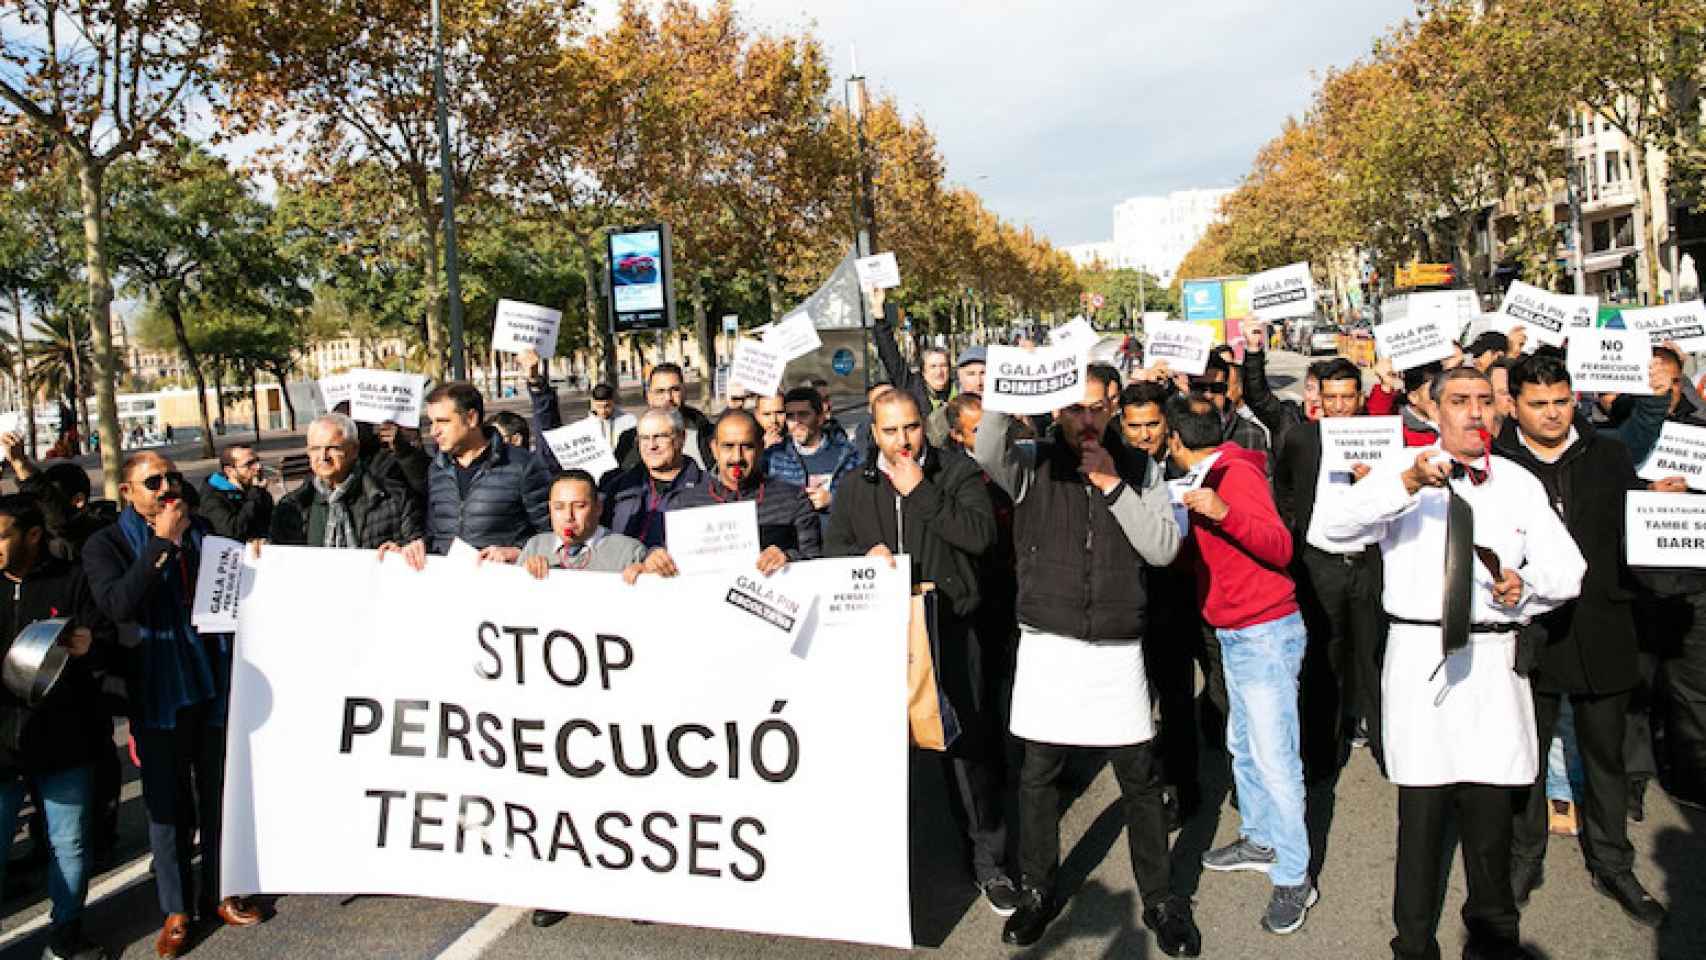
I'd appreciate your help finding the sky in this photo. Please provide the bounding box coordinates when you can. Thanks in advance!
[644,0,1417,246]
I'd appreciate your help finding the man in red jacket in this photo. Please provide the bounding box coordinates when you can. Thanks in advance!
[1168,398,1314,937]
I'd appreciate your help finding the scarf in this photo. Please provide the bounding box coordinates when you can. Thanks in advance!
[314,469,360,549]
[117,508,221,730]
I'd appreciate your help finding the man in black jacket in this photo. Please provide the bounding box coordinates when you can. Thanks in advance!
[1495,353,1673,927]
[196,444,273,542]
[270,414,424,550]
[825,390,1015,914]
[612,363,714,470]
[0,495,110,960]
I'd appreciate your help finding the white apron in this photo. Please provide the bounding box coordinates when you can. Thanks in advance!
[1382,623,1537,787]
[1009,625,1154,747]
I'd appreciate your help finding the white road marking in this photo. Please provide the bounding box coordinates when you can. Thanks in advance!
[433,905,529,959]
[0,853,154,947]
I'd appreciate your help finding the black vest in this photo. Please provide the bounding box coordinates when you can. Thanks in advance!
[1012,437,1152,640]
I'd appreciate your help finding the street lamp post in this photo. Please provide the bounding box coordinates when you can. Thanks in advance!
[431,0,467,381]
[846,60,879,392]
[1567,163,1587,295]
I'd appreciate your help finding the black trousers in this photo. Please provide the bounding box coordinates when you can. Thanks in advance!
[134,703,227,918]
[1297,545,1385,779]
[1654,593,1706,803]
[1512,689,1634,875]
[1392,784,1521,960]
[1018,739,1170,909]
[1142,605,1202,813]
[935,616,1010,882]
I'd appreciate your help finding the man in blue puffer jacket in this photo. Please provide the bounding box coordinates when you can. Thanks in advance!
[763,385,861,536]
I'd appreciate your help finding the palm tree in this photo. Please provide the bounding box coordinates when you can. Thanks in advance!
[24,307,94,447]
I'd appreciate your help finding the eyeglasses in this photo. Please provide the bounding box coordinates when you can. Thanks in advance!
[139,472,185,492]
[637,433,678,446]
[234,459,261,471]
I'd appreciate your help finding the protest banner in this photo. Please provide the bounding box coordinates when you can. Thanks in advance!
[491,299,565,358]
[665,501,761,575]
[1638,421,1706,490]
[1319,416,1404,472]
[190,536,253,633]
[760,312,822,363]
[982,342,1088,415]
[730,338,786,397]
[1566,329,1653,395]
[853,252,900,290]
[1620,301,1706,354]
[1373,313,1456,371]
[540,419,621,479]
[1498,280,1594,347]
[1626,492,1706,568]
[1249,262,1316,322]
[1049,317,1098,350]
[319,374,353,413]
[223,548,913,949]
[349,369,428,426]
[1143,319,1212,376]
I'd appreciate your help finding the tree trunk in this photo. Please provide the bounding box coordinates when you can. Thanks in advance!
[74,159,122,498]
[692,273,715,409]
[273,367,298,430]
[580,241,618,386]
[764,265,783,323]
[1627,138,1664,303]
[213,363,228,430]
[10,289,35,459]
[413,177,447,376]
[163,293,218,459]
[248,366,262,441]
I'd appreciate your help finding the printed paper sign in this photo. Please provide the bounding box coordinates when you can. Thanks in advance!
[491,299,564,357]
[1626,491,1706,568]
[1498,280,1594,347]
[1566,329,1654,395]
[730,338,786,397]
[541,418,621,478]
[1620,301,1706,354]
[1249,262,1317,322]
[1049,317,1098,350]
[349,369,428,426]
[854,252,901,290]
[1638,421,1706,490]
[1320,416,1404,471]
[1374,313,1456,372]
[1167,453,1216,536]
[1143,320,1213,376]
[319,374,353,412]
[191,536,254,633]
[982,342,1089,415]
[224,549,912,948]
[719,569,819,648]
[761,312,823,362]
[665,500,761,575]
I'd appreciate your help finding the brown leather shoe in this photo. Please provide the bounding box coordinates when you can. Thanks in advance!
[216,896,264,927]
[155,913,191,957]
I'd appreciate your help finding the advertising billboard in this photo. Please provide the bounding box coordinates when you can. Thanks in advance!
[1182,280,1225,323]
[606,224,676,334]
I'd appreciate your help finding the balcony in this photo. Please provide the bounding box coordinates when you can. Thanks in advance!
[1583,178,1635,212]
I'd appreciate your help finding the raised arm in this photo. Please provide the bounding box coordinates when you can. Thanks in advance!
[971,409,1037,502]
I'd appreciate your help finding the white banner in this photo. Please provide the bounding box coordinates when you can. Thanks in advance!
[1638,421,1706,490]
[983,342,1089,415]
[223,549,912,949]
[1498,280,1595,347]
[1249,262,1316,322]
[1143,320,1212,376]
[853,252,900,290]
[1566,329,1653,395]
[1374,314,1456,371]
[730,339,786,397]
[1049,317,1098,350]
[1620,301,1706,354]
[349,369,429,426]
[665,501,761,575]
[540,419,621,479]
[760,313,822,363]
[190,536,255,633]
[319,374,353,413]
[491,299,564,358]
[1626,491,1706,568]
[1319,416,1404,471]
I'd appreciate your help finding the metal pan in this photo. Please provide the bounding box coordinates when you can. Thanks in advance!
[3,618,70,707]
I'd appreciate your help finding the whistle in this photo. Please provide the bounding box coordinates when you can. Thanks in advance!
[729,464,744,481]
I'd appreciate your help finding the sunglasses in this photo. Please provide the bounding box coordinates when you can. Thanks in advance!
[1189,380,1229,396]
[138,471,185,492]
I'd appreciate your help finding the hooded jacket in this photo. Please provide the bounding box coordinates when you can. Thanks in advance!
[197,473,273,542]
[1185,444,1298,630]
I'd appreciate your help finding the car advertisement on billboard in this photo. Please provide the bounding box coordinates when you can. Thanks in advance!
[607,224,675,334]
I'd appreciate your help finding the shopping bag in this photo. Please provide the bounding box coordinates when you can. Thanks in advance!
[907,585,961,751]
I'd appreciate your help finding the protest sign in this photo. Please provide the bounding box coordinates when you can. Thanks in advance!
[730,338,786,397]
[223,548,913,949]
[0,411,20,435]
[760,312,822,362]
[1626,492,1706,568]
[854,252,900,290]
[665,500,761,575]
[491,299,564,358]
[1566,329,1654,395]
[349,369,428,426]
[716,567,819,650]
[1143,319,1213,376]
[319,374,352,413]
[1249,262,1317,322]
[190,536,254,633]
[982,342,1088,415]
[1167,453,1216,536]
[541,419,621,478]
[1319,416,1404,472]
[1620,301,1706,353]
[1049,317,1098,350]
[1374,313,1456,371]
[1638,421,1706,490]
[1498,280,1594,347]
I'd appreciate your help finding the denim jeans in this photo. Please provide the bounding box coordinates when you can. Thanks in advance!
[0,765,93,932]
[1545,698,1584,804]
[1218,610,1310,887]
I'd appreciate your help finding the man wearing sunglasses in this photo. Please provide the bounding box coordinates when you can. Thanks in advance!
[83,454,264,957]
[1192,355,1270,473]
[197,445,273,543]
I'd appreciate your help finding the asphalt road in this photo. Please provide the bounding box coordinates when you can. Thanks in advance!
[4,351,1704,959]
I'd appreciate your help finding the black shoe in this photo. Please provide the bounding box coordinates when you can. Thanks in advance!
[530,909,568,928]
[979,875,1021,917]
[1591,871,1666,928]
[1161,787,1183,833]
[1629,778,1648,823]
[1001,885,1054,947]
[1510,857,1543,907]
[1142,896,1202,957]
[43,926,110,960]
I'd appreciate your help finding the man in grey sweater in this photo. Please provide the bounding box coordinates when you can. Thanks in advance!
[508,469,649,577]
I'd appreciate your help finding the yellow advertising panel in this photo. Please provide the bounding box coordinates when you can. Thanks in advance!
[1223,279,1252,320]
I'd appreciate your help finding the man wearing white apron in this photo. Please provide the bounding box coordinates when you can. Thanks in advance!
[1321,366,1584,960]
